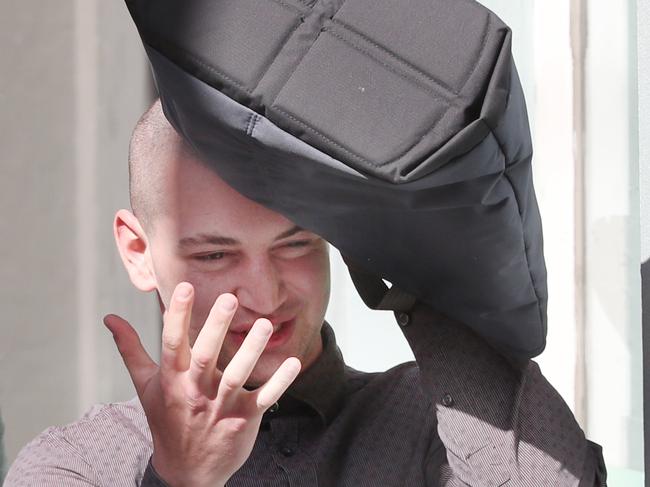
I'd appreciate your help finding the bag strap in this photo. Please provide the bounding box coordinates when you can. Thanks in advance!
[343,256,417,312]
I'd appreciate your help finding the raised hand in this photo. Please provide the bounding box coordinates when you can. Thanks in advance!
[103,282,301,487]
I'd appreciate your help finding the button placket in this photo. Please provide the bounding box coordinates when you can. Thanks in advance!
[269,416,299,464]
[441,393,454,407]
[279,445,295,457]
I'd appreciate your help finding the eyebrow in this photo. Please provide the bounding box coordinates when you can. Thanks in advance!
[177,225,306,249]
[274,225,305,241]
[178,234,239,249]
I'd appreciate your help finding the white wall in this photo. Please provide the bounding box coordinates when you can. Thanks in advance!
[639,0,650,258]
[583,0,643,476]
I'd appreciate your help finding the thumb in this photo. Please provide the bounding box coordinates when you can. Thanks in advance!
[103,314,158,398]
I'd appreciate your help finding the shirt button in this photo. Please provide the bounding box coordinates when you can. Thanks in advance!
[268,402,280,413]
[442,393,454,407]
[279,446,295,457]
[397,312,411,327]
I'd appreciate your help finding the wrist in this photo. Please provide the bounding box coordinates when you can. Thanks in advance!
[151,453,226,487]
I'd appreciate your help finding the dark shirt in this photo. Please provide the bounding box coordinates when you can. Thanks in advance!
[6,304,607,486]
[143,303,607,486]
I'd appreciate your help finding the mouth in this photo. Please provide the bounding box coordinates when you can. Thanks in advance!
[229,318,295,350]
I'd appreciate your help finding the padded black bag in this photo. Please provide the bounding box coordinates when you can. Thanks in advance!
[126,0,548,361]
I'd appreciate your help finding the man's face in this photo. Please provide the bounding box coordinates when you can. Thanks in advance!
[144,154,330,386]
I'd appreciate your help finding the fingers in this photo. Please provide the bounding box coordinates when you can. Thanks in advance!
[218,318,273,395]
[189,293,238,394]
[255,357,301,411]
[161,282,194,375]
[103,314,158,398]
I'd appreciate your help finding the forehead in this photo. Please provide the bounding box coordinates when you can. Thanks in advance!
[158,153,297,241]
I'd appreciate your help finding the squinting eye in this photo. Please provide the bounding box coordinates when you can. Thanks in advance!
[194,252,226,262]
[286,240,310,248]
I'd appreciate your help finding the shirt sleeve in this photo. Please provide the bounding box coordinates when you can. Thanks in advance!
[3,429,100,486]
[1,409,7,483]
[140,457,172,487]
[399,304,608,487]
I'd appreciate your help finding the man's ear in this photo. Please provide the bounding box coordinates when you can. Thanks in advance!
[114,209,157,292]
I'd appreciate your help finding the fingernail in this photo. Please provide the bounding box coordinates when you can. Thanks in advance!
[103,315,114,330]
[261,320,273,335]
[221,295,237,311]
[251,319,272,336]
[177,283,192,300]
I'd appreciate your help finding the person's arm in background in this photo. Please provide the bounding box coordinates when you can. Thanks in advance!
[3,426,102,486]
[400,303,608,486]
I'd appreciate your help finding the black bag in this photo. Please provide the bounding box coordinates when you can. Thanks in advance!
[126,0,547,361]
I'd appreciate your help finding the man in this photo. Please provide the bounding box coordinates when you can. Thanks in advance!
[5,101,606,486]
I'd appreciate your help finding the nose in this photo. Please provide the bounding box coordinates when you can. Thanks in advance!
[234,256,287,316]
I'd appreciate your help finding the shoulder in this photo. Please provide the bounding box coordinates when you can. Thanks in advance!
[331,362,437,460]
[343,361,431,413]
[5,397,152,487]
[62,397,151,448]
[345,360,422,390]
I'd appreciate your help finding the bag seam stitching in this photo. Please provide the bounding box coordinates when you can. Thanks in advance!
[330,18,458,98]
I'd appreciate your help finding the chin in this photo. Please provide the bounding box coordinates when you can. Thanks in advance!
[245,354,291,388]
[245,370,277,389]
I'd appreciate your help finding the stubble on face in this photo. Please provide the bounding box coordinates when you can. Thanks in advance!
[207,242,330,387]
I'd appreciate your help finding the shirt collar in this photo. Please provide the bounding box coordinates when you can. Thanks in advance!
[284,322,346,425]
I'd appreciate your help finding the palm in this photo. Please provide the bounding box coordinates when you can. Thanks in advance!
[104,283,300,487]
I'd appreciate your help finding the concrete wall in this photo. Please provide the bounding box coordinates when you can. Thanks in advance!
[0,0,159,466]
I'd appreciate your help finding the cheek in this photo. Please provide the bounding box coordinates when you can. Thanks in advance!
[287,250,331,309]
[151,258,230,339]
[149,244,191,308]
[184,273,234,339]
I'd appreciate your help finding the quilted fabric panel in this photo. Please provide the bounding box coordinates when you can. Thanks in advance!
[128,0,508,182]
[128,0,305,90]
[271,29,449,168]
[332,0,492,91]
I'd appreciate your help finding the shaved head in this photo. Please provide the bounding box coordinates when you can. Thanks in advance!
[116,98,330,387]
[128,99,194,231]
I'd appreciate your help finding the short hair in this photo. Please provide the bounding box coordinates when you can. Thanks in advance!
[128,99,191,231]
